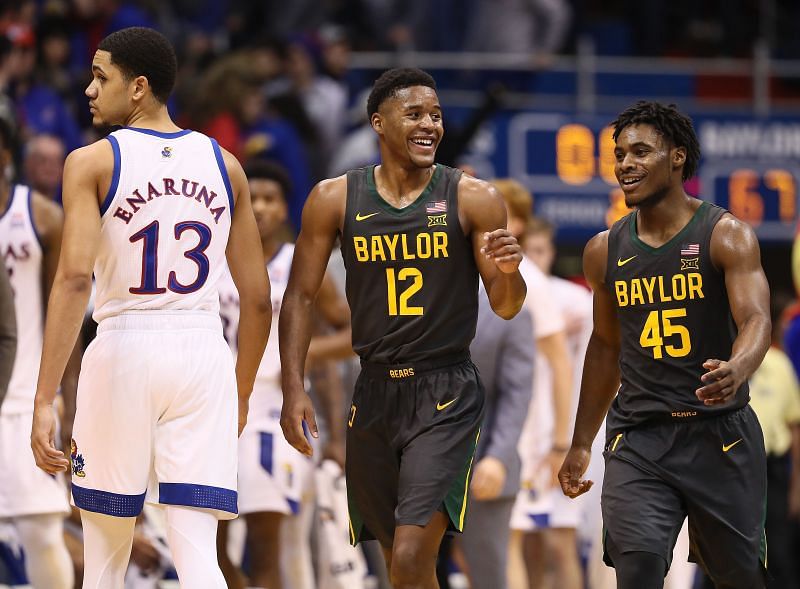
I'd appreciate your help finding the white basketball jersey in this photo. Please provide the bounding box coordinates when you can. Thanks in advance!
[0,185,43,414]
[219,243,293,411]
[93,128,233,322]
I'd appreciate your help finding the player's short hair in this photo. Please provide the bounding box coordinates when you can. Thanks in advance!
[492,178,532,223]
[243,159,292,201]
[98,27,177,105]
[366,68,437,118]
[611,101,701,181]
[525,216,556,240]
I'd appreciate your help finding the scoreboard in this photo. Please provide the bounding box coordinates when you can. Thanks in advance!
[460,111,800,243]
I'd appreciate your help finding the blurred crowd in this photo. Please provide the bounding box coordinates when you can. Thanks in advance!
[0,2,798,588]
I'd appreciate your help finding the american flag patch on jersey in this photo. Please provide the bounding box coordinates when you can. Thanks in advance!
[680,243,699,256]
[426,200,447,213]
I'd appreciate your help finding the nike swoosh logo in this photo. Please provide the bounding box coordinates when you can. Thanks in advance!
[617,255,637,267]
[722,439,743,452]
[436,398,458,411]
[355,212,379,221]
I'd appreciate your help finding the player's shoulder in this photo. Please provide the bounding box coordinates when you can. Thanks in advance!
[310,174,348,204]
[456,171,501,203]
[65,139,113,175]
[583,230,610,283]
[711,210,758,252]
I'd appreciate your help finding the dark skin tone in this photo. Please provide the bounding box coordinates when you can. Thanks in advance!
[279,84,526,589]
[559,123,771,498]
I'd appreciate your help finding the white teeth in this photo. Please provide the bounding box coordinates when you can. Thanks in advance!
[622,178,641,185]
[412,138,433,146]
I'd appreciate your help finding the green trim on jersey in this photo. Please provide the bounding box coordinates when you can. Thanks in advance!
[366,164,443,215]
[629,201,710,255]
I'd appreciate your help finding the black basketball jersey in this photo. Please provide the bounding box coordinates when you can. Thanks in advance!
[605,201,748,430]
[340,165,478,364]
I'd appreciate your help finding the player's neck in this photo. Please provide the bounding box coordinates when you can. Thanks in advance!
[636,191,699,243]
[261,237,284,262]
[122,105,181,133]
[0,180,11,212]
[374,163,434,207]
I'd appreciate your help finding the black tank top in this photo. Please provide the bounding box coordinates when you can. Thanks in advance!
[605,201,747,430]
[340,165,478,363]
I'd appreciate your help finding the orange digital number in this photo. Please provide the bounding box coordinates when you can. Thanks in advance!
[556,124,595,186]
[598,126,617,186]
[765,169,796,223]
[728,170,764,226]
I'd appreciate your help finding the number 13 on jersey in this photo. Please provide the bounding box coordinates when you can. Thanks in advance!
[639,308,692,359]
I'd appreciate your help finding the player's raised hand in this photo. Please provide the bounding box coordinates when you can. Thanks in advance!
[280,389,318,457]
[31,402,69,475]
[481,229,522,273]
[696,358,741,406]
[558,445,593,498]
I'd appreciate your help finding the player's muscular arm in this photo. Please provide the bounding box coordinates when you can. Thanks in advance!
[223,150,271,436]
[306,271,353,364]
[32,143,107,474]
[279,176,345,457]
[559,231,621,498]
[0,257,16,409]
[459,177,526,319]
[696,216,771,406]
[32,192,82,450]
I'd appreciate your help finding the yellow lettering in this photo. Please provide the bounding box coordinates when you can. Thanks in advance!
[383,234,399,261]
[642,276,656,304]
[687,272,704,299]
[416,233,431,258]
[657,275,672,302]
[371,235,387,262]
[672,274,687,300]
[615,281,628,307]
[353,236,369,262]
[630,279,645,306]
[401,234,416,260]
[433,232,448,258]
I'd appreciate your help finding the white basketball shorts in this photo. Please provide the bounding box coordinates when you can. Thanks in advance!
[70,312,238,520]
[237,382,314,515]
[0,411,70,517]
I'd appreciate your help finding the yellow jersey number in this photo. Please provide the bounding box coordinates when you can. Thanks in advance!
[386,267,423,316]
[639,308,691,359]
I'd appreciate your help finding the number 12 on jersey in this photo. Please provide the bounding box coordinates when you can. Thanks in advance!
[639,308,692,359]
[386,267,423,316]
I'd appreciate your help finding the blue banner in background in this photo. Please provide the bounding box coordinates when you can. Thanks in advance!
[455,110,800,243]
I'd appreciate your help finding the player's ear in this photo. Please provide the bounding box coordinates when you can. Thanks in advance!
[131,75,148,102]
[371,112,383,135]
[672,146,686,168]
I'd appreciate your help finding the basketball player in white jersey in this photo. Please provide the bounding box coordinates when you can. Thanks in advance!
[0,120,76,588]
[29,27,270,589]
[216,159,351,589]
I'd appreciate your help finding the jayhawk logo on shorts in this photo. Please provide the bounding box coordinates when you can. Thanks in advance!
[70,438,86,478]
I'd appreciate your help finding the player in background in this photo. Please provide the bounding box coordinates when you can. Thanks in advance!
[491,179,574,589]
[523,216,592,589]
[30,27,270,588]
[559,101,771,589]
[280,67,526,589]
[0,117,76,588]
[216,159,351,589]
[0,256,15,401]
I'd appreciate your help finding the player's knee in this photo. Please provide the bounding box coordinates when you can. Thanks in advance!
[712,566,765,589]
[389,541,434,586]
[613,550,666,589]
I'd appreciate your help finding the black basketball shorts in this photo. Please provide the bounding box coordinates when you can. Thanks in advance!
[601,405,767,588]
[345,352,485,547]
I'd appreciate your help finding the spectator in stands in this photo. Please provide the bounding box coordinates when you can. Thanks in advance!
[22,133,65,202]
